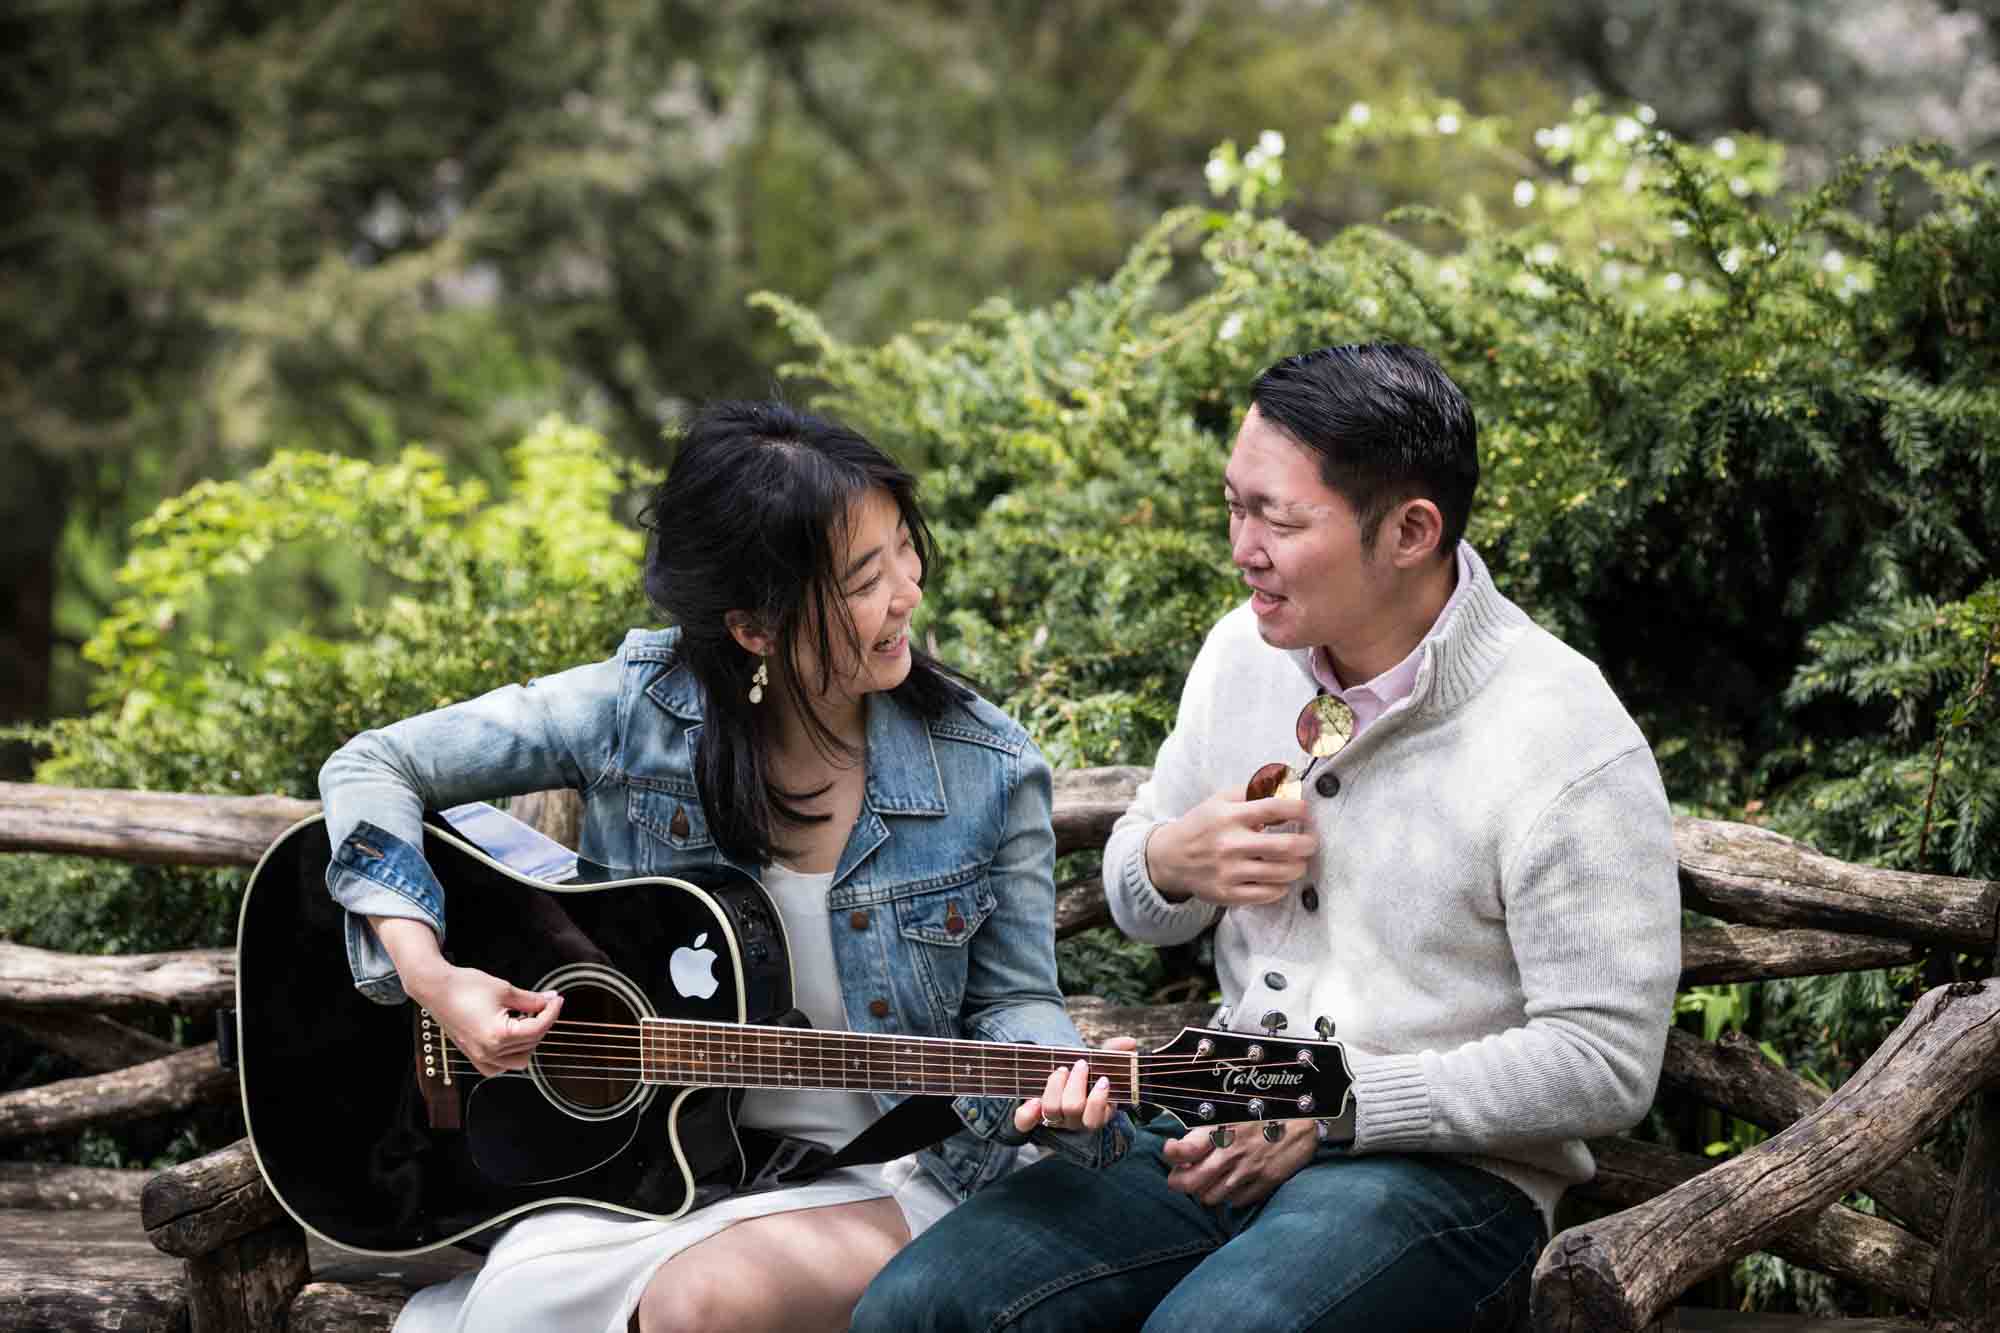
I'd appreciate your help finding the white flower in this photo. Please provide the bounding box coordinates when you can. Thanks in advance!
[1435,113,1460,135]
[1720,248,1742,274]
[1438,264,1464,287]
[1348,102,1372,125]
[1257,130,1285,157]
[1637,105,1657,125]
[1530,243,1559,266]
[1548,124,1575,151]
[1730,176,1752,197]
[1513,180,1538,207]
[1713,136,1738,159]
[1664,272,1686,292]
[1218,313,1244,341]
[1670,219,1692,237]
[1821,249,1846,272]
[1601,260,1626,284]
[1356,297,1381,318]
[1614,117,1642,144]
[1204,157,1229,185]
[1572,164,1593,184]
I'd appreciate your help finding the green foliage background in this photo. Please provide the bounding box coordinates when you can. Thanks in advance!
[6,93,1998,1312]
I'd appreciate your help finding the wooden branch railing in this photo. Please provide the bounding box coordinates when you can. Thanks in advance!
[4,774,1999,1333]
[1535,977,2000,1330]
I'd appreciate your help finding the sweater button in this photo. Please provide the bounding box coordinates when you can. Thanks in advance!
[1315,772,1342,798]
[850,910,870,930]
[1264,971,1288,991]
[868,999,890,1019]
[1301,884,1320,912]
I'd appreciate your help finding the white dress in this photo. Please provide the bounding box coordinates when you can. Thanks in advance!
[393,865,961,1333]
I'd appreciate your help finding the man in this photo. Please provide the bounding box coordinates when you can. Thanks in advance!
[852,343,1681,1331]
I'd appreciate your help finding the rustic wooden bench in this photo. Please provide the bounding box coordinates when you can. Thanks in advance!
[3,775,1996,1331]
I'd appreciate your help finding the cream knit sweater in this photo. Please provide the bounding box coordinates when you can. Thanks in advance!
[1105,543,1681,1222]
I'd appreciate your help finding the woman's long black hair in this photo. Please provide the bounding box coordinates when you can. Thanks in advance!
[638,400,974,867]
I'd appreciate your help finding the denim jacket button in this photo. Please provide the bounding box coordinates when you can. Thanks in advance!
[1315,772,1342,798]
[850,910,870,930]
[868,998,890,1019]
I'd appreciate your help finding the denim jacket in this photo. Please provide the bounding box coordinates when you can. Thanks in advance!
[319,627,1125,1197]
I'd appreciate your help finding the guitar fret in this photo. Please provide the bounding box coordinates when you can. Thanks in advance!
[640,1019,1151,1106]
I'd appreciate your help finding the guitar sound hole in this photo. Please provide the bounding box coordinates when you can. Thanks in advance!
[539,981,638,1113]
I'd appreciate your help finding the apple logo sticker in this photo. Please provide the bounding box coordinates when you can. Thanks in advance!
[670,933,722,1000]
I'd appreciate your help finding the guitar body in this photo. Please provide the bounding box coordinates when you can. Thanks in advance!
[235,815,791,1254]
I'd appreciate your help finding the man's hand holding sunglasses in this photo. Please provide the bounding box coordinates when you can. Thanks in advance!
[1142,694,1353,907]
[1142,786,1316,906]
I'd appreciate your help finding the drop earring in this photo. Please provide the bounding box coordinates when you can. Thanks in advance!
[748,658,769,705]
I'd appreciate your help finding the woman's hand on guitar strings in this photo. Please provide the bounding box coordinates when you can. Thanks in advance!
[1014,1036,1138,1135]
[371,915,564,1076]
[417,965,564,1076]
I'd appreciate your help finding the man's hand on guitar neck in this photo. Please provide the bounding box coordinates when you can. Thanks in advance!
[1162,1117,1319,1207]
[371,916,564,1076]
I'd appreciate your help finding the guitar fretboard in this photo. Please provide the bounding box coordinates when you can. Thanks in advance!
[639,1019,1139,1103]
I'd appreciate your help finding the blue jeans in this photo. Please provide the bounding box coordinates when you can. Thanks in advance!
[854,1116,1545,1333]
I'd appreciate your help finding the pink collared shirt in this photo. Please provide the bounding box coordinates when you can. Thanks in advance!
[1308,545,1472,739]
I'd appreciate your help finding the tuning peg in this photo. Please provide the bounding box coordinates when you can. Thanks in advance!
[1262,1121,1286,1143]
[1261,1010,1289,1036]
[1315,1015,1336,1041]
[1209,1126,1235,1148]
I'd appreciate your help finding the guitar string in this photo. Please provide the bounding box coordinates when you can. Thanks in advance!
[547,1014,1328,1061]
[505,1020,1319,1072]
[441,1031,1326,1076]
[430,1064,1310,1116]
[429,1053,1311,1108]
[470,1040,1324,1084]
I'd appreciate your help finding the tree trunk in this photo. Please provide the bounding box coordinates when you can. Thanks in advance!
[1931,1087,2000,1328]
[0,1042,231,1141]
[0,452,64,782]
[0,940,233,1013]
[1533,979,2000,1331]
[1659,1027,1953,1240]
[0,1003,180,1070]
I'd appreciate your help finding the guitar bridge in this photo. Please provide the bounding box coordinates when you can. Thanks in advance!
[415,1006,462,1130]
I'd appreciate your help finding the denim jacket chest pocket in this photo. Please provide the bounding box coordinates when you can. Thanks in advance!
[889,868,998,1026]
[627,775,715,867]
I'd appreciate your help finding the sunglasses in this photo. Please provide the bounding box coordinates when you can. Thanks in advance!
[1246,693,1356,801]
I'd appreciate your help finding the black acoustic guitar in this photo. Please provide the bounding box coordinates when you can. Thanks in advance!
[235,814,1354,1255]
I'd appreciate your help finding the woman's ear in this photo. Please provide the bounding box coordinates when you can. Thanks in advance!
[724,611,773,658]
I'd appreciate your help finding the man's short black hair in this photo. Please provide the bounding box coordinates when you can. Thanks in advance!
[1250,343,1479,557]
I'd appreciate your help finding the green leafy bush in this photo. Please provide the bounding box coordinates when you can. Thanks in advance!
[7,419,654,951]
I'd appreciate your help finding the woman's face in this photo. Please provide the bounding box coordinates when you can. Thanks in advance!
[794,486,923,708]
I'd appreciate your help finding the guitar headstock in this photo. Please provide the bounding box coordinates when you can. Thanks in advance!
[1135,1026,1353,1130]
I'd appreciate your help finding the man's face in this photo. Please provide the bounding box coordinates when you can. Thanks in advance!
[1224,405,1390,654]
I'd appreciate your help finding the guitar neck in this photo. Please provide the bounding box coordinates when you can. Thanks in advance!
[637,1017,1139,1103]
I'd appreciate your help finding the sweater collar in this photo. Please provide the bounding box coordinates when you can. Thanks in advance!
[1286,541,1528,716]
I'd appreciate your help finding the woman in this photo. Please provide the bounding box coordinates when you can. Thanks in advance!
[319,401,1124,1333]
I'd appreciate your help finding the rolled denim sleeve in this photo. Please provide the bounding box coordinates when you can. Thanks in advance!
[952,738,1131,1170]
[318,654,623,1003]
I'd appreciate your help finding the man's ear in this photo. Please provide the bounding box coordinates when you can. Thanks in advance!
[724,611,773,658]
[1381,499,1446,568]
